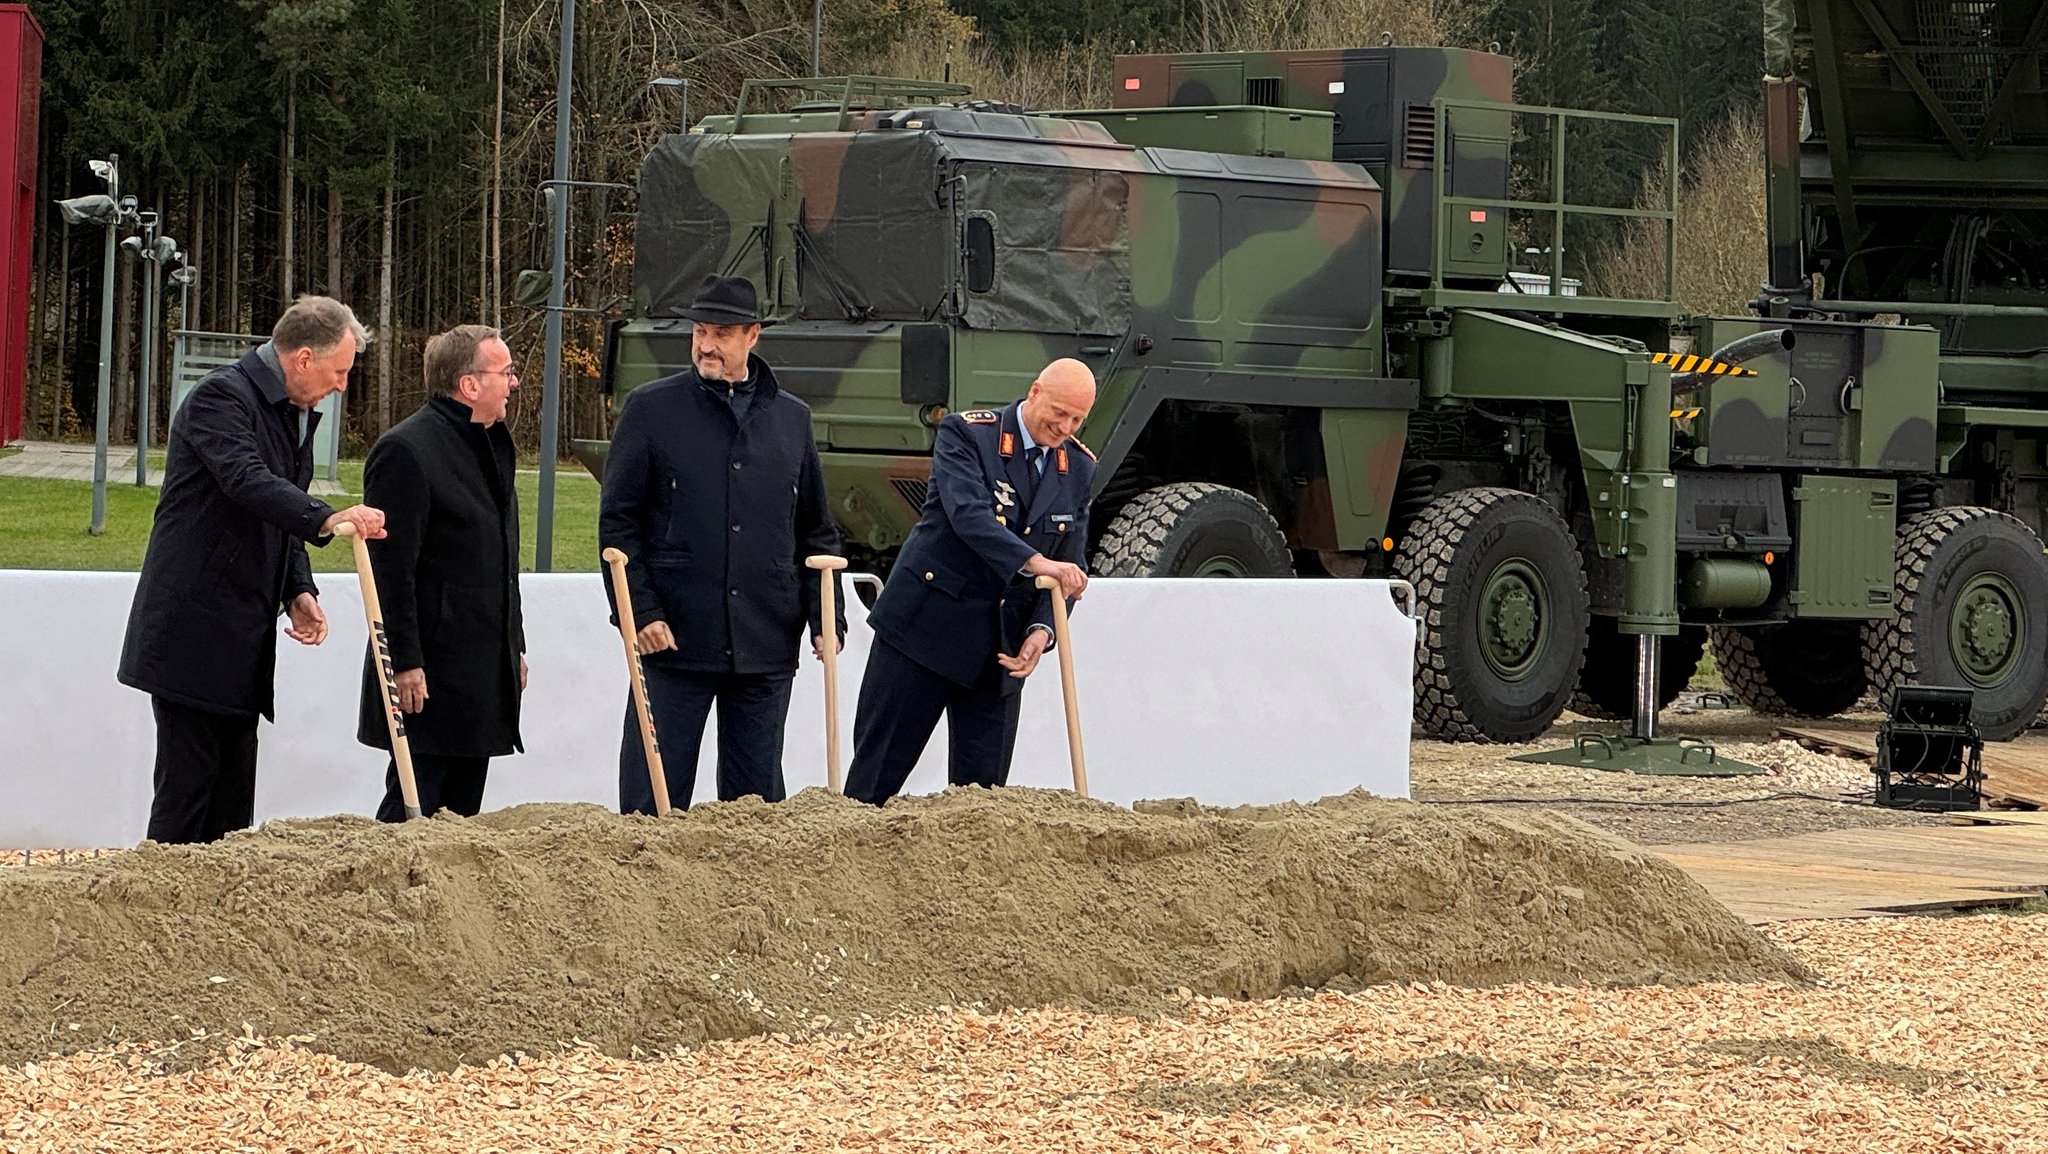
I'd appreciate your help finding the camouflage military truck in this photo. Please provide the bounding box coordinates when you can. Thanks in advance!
[585,22,2048,744]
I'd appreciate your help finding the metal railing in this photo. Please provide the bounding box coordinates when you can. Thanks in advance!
[1429,98,1680,303]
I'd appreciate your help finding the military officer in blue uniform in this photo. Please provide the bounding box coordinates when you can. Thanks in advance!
[844,358,1098,803]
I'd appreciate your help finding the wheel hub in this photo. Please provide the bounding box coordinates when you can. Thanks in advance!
[1951,573,2023,685]
[1480,560,1548,681]
[1191,553,1251,578]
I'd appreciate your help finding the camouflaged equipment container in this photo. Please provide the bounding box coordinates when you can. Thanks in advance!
[588,33,2048,744]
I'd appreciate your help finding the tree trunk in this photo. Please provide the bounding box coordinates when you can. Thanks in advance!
[327,185,342,296]
[49,165,72,437]
[281,85,297,307]
[191,179,205,332]
[478,139,489,319]
[378,134,396,436]
[111,245,136,441]
[229,169,244,333]
[425,201,437,336]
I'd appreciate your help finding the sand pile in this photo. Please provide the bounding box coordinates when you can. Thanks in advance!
[0,788,1806,1070]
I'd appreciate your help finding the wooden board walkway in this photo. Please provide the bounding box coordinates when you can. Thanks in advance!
[1776,723,2048,809]
[1652,815,2048,922]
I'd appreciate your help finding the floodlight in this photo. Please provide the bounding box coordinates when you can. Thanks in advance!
[56,194,119,226]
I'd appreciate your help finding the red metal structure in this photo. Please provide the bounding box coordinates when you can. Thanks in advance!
[0,5,42,445]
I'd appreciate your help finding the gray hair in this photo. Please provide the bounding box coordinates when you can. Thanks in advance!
[271,295,372,356]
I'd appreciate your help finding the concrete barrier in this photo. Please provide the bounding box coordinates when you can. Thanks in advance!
[0,570,1415,848]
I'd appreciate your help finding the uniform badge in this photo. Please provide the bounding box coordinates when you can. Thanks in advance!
[993,480,1018,508]
[999,431,1015,457]
[961,409,1000,424]
[1056,448,1069,474]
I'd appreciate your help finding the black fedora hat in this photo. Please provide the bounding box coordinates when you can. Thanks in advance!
[679,274,771,326]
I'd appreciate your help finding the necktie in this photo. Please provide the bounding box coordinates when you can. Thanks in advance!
[1026,446,1045,476]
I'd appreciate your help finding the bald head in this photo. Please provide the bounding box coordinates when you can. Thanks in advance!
[1020,358,1096,449]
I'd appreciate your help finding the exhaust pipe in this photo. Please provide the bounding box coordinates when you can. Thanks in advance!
[1672,328,1795,388]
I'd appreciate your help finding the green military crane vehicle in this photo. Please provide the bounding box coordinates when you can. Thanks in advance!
[586,12,2048,745]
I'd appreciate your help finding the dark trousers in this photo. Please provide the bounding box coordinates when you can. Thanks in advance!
[376,753,490,823]
[620,663,794,813]
[146,696,259,845]
[844,636,1022,805]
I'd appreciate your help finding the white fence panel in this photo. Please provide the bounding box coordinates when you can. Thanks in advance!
[0,571,1414,848]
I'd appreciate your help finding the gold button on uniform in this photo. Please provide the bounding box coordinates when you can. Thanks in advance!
[924,571,934,580]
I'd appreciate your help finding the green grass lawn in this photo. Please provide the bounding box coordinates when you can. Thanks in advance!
[0,464,601,573]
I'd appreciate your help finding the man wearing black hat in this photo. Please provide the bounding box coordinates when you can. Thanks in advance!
[598,275,845,811]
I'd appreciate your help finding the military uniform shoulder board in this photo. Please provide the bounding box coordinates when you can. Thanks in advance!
[960,409,1000,424]
[1068,437,1097,461]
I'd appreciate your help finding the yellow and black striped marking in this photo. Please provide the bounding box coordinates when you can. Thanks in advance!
[1652,352,1758,377]
[1670,408,1703,420]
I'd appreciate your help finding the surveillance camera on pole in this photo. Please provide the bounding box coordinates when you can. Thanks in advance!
[128,218,178,488]
[55,194,118,227]
[56,154,134,535]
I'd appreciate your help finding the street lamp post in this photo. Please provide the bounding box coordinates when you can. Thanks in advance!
[55,155,137,535]
[536,0,576,572]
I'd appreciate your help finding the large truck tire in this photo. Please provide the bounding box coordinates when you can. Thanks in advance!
[1863,507,2048,741]
[1570,619,1706,720]
[1707,620,1867,718]
[1395,487,1589,743]
[1094,482,1294,577]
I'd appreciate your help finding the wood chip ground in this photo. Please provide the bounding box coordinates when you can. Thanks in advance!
[5,915,2044,1151]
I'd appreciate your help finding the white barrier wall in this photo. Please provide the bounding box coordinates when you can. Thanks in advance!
[0,571,1415,848]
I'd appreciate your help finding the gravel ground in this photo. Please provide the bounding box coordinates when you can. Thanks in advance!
[5,915,2044,1152]
[1410,702,1956,846]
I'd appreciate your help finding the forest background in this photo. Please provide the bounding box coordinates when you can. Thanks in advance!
[19,0,1767,459]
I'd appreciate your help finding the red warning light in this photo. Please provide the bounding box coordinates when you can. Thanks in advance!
[1469,210,1488,223]
[1124,77,1141,90]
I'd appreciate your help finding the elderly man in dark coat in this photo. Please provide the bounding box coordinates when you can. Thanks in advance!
[599,275,845,811]
[119,295,386,845]
[356,325,527,821]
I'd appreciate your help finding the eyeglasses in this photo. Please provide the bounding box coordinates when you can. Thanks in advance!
[470,367,520,382]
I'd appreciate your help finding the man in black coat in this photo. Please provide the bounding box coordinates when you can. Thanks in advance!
[356,325,527,821]
[119,296,387,845]
[599,275,845,811]
[843,359,1095,804]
